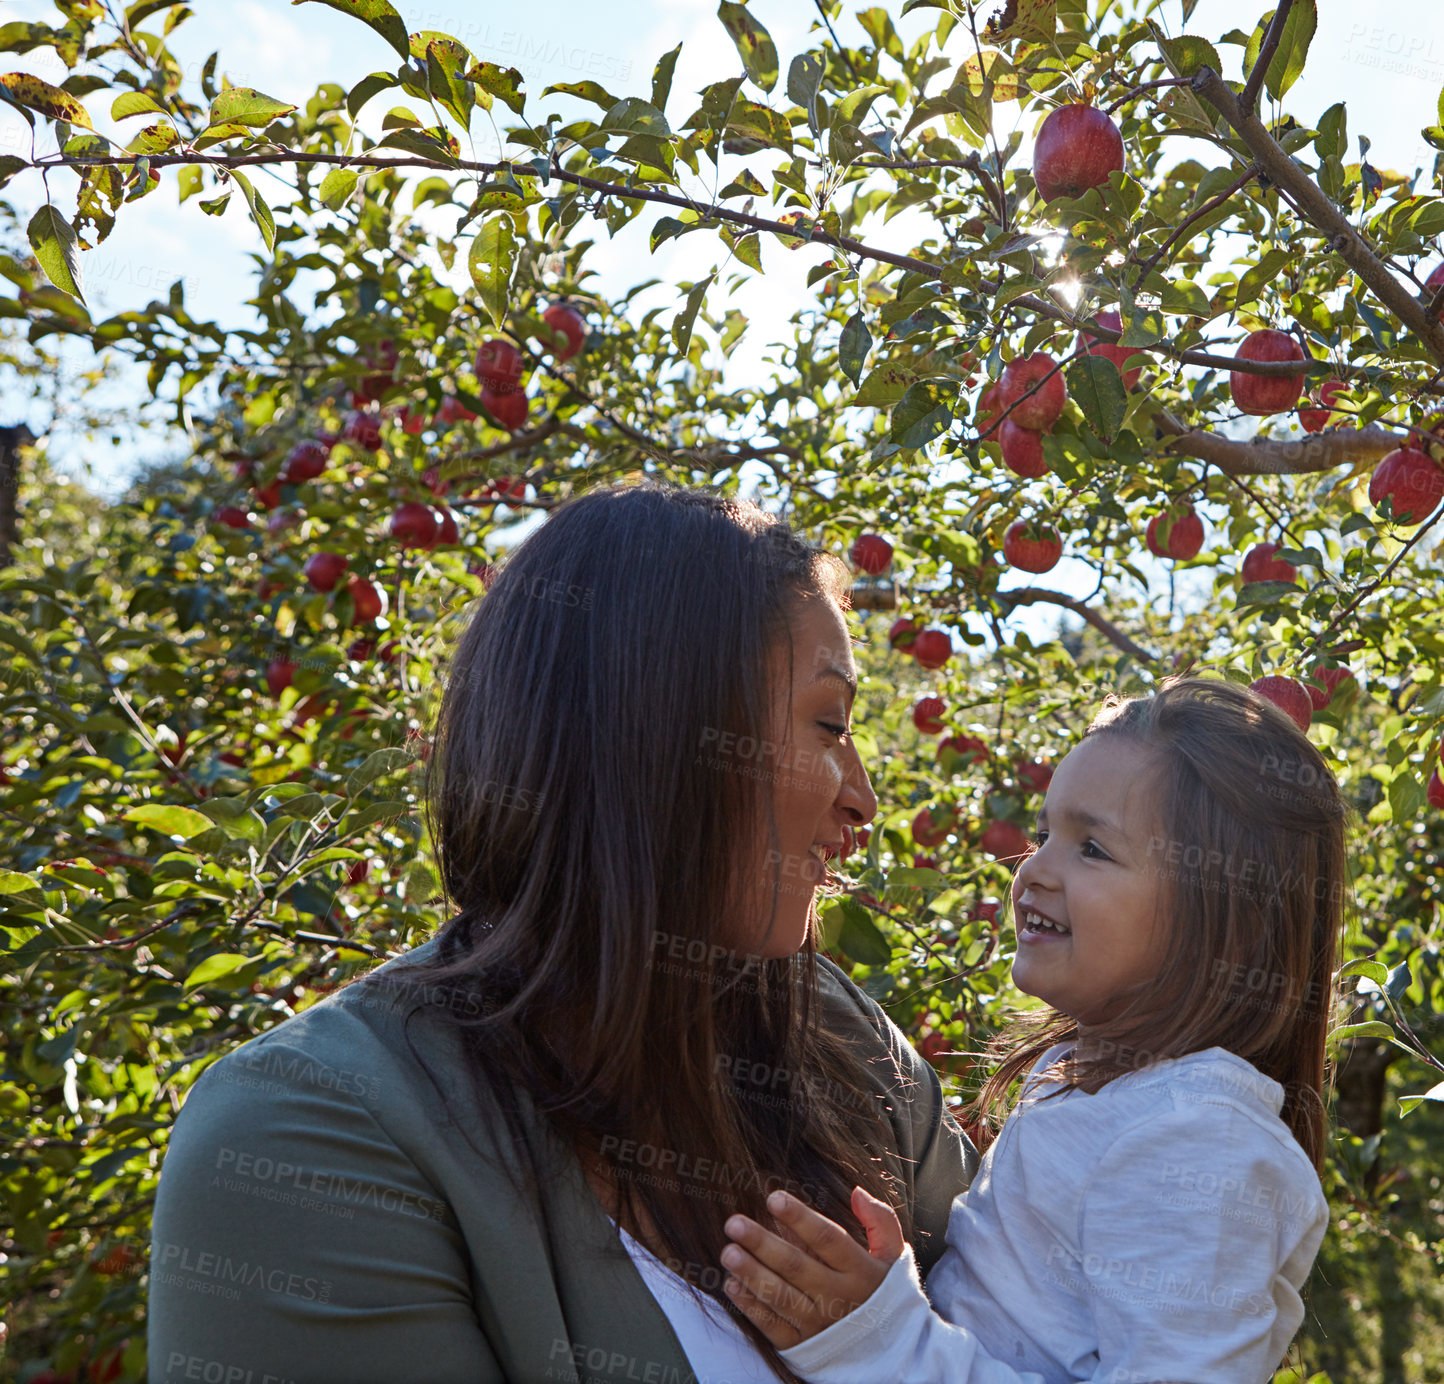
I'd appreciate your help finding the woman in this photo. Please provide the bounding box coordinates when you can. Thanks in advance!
[147,481,976,1382]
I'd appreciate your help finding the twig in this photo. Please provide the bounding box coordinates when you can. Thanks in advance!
[994,587,1159,663]
[1134,163,1259,283]
[1240,0,1294,117]
[812,0,864,85]
[1103,76,1193,116]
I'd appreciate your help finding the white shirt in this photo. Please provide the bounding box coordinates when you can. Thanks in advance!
[615,1222,778,1383]
[781,1044,1330,1384]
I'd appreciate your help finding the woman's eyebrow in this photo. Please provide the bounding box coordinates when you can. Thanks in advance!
[811,665,858,699]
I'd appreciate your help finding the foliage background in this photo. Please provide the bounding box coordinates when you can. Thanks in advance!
[1,0,1442,1380]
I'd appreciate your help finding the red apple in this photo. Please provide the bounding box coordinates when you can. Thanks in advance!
[1145,503,1204,560]
[347,638,374,662]
[912,696,945,734]
[482,385,529,431]
[342,410,383,452]
[1240,541,1297,585]
[912,628,953,670]
[389,501,439,550]
[254,480,283,510]
[346,858,371,885]
[1080,310,1142,390]
[302,551,347,592]
[347,576,386,622]
[980,819,1032,861]
[282,439,329,483]
[999,418,1048,478]
[398,405,426,435]
[541,301,586,360]
[1015,759,1053,793]
[851,533,893,574]
[422,466,449,496]
[1304,663,1354,711]
[975,381,1006,440]
[1429,769,1444,809]
[912,806,953,849]
[265,659,296,697]
[1298,380,1346,433]
[1369,447,1444,525]
[1032,104,1124,202]
[476,338,525,390]
[91,1244,134,1276]
[1251,675,1312,732]
[89,1343,126,1384]
[485,474,529,501]
[1230,330,1307,416]
[1003,519,1062,573]
[1000,354,1067,430]
[888,617,918,652]
[938,734,988,768]
[433,506,460,546]
[212,505,251,531]
[436,394,477,425]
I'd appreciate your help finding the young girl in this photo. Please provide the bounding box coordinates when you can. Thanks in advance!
[718,676,1348,1384]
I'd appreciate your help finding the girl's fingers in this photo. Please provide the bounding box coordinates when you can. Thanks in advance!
[724,1212,836,1296]
[723,1273,803,1350]
[850,1185,906,1262]
[762,1190,874,1274]
[719,1242,815,1329]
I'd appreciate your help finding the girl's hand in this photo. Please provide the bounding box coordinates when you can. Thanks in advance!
[719,1186,906,1348]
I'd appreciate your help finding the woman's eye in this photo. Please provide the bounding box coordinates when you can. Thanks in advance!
[818,722,850,741]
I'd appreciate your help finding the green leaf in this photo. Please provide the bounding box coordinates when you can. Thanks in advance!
[111,90,167,120]
[346,70,397,120]
[600,97,671,138]
[1315,101,1346,160]
[854,360,922,408]
[787,52,824,122]
[839,310,872,388]
[318,166,358,211]
[0,154,26,189]
[423,37,473,125]
[837,897,892,965]
[291,0,410,62]
[1065,355,1126,439]
[123,803,214,838]
[467,215,518,329]
[27,204,84,304]
[0,70,94,128]
[541,79,619,112]
[1388,768,1426,823]
[346,746,415,798]
[465,61,525,116]
[652,42,682,114]
[890,379,955,450]
[228,169,275,252]
[0,869,40,895]
[718,2,778,94]
[1243,1,1316,102]
[989,0,1055,43]
[183,952,253,991]
[672,271,716,356]
[1399,1080,1444,1116]
[1118,285,1166,347]
[1339,958,1388,985]
[1234,246,1292,311]
[1155,32,1222,79]
[207,87,296,127]
[1330,1020,1395,1043]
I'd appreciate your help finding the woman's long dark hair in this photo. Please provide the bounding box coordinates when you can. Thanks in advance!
[973,676,1352,1172]
[393,481,920,1378]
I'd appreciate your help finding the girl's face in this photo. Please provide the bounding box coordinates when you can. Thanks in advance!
[738,595,878,959]
[1010,734,1169,1027]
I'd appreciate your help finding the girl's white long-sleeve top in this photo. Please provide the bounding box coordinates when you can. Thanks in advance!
[782,1043,1329,1384]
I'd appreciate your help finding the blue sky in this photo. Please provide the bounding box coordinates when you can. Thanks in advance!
[4,0,1444,645]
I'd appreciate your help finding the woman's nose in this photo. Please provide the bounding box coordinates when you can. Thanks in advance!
[839,745,878,826]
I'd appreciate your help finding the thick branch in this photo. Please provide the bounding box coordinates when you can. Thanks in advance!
[1191,66,1444,362]
[1240,0,1293,116]
[848,584,897,611]
[30,151,1321,379]
[1155,413,1405,476]
[995,587,1159,663]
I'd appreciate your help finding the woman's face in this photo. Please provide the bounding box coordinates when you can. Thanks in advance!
[738,595,878,959]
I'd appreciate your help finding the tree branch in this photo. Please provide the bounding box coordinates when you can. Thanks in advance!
[28,150,1325,379]
[1190,66,1444,362]
[1134,163,1259,284]
[1155,412,1405,476]
[995,587,1159,663]
[1240,0,1293,117]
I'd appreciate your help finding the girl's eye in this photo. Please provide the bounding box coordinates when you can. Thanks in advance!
[1033,829,1048,846]
[1082,839,1110,860]
[818,722,850,741]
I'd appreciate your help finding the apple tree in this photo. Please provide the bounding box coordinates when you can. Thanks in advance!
[1,0,1443,1377]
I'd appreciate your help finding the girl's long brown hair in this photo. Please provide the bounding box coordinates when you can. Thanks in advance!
[973,675,1351,1172]
[387,480,927,1379]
